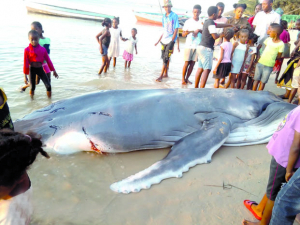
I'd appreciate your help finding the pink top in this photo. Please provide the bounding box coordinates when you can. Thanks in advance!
[220,42,233,63]
[280,29,291,43]
[267,106,300,168]
[23,44,55,75]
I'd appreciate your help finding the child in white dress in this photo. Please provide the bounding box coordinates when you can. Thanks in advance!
[123,28,138,68]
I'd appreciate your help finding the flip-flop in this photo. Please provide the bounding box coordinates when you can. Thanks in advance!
[243,200,262,220]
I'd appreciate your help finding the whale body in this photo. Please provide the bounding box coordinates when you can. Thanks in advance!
[14,89,296,193]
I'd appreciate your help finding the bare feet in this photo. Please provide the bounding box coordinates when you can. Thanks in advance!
[163,75,168,78]
[182,81,187,85]
[156,77,162,82]
[275,79,278,84]
[186,79,192,84]
[219,84,225,89]
[242,220,260,225]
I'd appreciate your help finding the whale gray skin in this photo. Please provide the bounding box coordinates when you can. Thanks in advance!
[14,88,296,194]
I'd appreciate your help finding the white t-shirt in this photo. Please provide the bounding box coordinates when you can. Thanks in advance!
[126,37,138,54]
[182,18,203,49]
[253,10,281,42]
[214,17,228,46]
[0,187,33,225]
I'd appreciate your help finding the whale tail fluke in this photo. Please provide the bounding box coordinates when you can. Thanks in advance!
[110,117,231,194]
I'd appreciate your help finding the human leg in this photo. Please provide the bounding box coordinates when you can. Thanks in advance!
[125,61,128,68]
[288,88,298,103]
[37,67,52,98]
[225,74,231,89]
[29,67,36,96]
[196,46,213,88]
[230,73,237,88]
[99,56,108,75]
[186,61,195,84]
[128,61,131,68]
[164,60,170,78]
[200,69,211,88]
[246,77,254,90]
[253,63,264,91]
[258,65,273,91]
[156,64,168,82]
[236,73,242,89]
[182,61,189,85]
[240,73,248,89]
[194,68,204,88]
[113,57,116,67]
[214,79,220,88]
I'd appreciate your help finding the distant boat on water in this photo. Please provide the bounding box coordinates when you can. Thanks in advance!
[24,1,114,21]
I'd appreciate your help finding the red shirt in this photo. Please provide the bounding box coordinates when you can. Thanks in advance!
[23,44,55,75]
[248,16,255,28]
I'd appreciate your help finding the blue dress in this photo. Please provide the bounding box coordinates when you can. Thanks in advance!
[231,42,247,74]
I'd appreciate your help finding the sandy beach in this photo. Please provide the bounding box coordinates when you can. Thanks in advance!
[1,0,299,224]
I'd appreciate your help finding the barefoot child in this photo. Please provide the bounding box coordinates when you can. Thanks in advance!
[213,28,234,88]
[155,0,179,82]
[253,23,284,91]
[108,17,126,68]
[21,21,52,92]
[239,34,258,90]
[123,28,138,68]
[181,4,202,85]
[24,30,58,99]
[243,106,300,225]
[194,6,233,88]
[96,18,112,75]
[0,129,50,225]
[0,88,14,130]
[225,29,249,89]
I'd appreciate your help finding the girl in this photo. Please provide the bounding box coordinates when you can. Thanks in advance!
[123,28,138,68]
[108,17,126,68]
[0,129,49,225]
[226,4,251,40]
[24,30,59,99]
[239,34,258,90]
[225,29,249,89]
[213,28,234,88]
[96,18,112,75]
[243,106,300,225]
[274,20,290,84]
[21,21,52,92]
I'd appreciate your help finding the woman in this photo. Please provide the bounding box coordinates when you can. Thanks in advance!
[248,4,262,29]
[226,3,252,40]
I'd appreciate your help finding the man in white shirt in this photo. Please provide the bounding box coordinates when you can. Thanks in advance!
[253,0,280,43]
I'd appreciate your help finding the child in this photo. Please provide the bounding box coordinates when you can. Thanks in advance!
[213,28,234,88]
[225,29,249,89]
[0,88,14,130]
[253,24,284,91]
[21,21,52,92]
[0,129,49,224]
[24,30,58,99]
[123,28,138,68]
[181,4,202,85]
[239,33,258,90]
[108,17,126,68]
[96,18,112,75]
[287,66,300,105]
[194,6,232,88]
[243,106,300,225]
[155,0,179,82]
[274,20,290,84]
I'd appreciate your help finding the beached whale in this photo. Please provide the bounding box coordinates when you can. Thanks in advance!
[14,89,296,194]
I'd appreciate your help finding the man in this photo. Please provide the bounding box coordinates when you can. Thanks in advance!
[253,0,280,43]
[194,6,232,88]
[155,0,179,82]
[214,2,228,46]
[0,88,14,130]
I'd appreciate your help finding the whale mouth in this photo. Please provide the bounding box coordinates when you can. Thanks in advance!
[82,127,103,154]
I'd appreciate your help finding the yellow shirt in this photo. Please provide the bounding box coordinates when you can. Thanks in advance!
[0,88,14,130]
[259,38,284,67]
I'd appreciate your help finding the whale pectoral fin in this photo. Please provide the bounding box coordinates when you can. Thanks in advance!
[110,117,231,194]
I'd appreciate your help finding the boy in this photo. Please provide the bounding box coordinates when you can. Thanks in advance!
[0,88,14,131]
[181,4,202,85]
[253,23,284,91]
[194,6,232,88]
[155,0,179,82]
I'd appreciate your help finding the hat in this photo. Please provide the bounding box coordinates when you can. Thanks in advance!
[162,0,172,8]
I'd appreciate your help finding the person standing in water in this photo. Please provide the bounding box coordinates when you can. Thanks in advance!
[181,4,202,85]
[123,28,138,69]
[107,17,126,69]
[96,18,112,75]
[155,0,179,82]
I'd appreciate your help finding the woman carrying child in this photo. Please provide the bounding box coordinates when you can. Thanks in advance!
[123,28,138,68]
[96,18,112,75]
[108,17,126,68]
[243,106,300,225]
[213,28,234,88]
[24,30,59,99]
[225,29,249,89]
[0,129,49,225]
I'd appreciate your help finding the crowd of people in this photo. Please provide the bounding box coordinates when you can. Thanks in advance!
[1,0,300,224]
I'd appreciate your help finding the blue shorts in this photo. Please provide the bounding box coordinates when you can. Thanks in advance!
[101,44,108,56]
[254,63,273,84]
[197,46,213,70]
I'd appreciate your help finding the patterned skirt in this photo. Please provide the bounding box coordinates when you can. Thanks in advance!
[123,50,133,62]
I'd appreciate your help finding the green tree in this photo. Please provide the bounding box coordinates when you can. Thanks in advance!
[273,0,300,15]
[238,0,259,15]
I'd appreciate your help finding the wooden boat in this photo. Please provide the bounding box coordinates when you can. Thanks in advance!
[25,1,114,21]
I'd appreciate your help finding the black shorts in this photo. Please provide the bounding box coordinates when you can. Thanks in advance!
[266,157,297,201]
[161,41,175,65]
[213,63,231,79]
[30,67,51,92]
